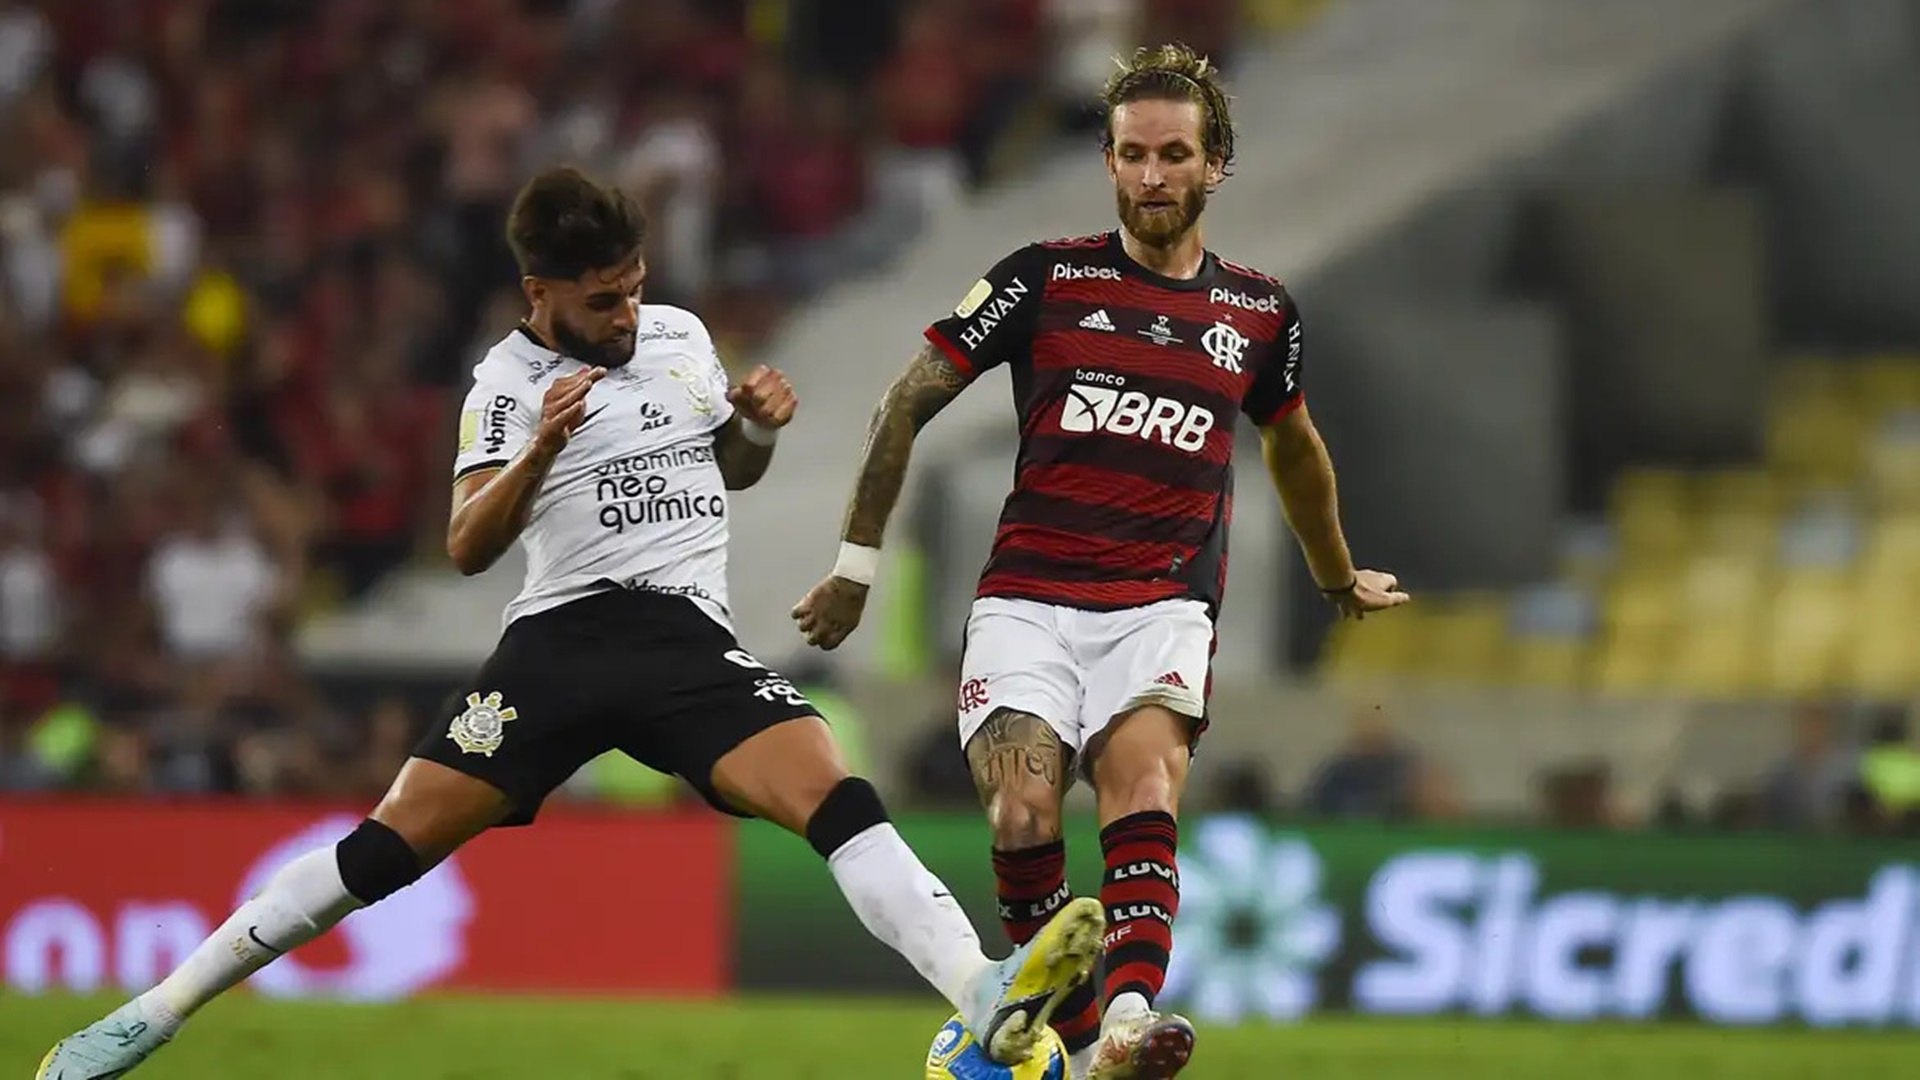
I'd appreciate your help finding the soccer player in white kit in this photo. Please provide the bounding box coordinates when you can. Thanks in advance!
[37,166,1102,1078]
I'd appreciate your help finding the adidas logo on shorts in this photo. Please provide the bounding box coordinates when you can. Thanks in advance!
[1079,309,1116,332]
[1153,671,1189,689]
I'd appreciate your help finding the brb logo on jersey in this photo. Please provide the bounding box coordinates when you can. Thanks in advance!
[1061,372,1213,453]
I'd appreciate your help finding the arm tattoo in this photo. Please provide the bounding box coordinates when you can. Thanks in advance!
[966,709,1069,802]
[841,343,968,547]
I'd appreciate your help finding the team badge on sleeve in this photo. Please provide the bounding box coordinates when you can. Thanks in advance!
[449,691,518,756]
[954,277,993,318]
[669,364,716,416]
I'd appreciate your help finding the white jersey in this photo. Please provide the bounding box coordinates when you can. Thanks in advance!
[452,306,737,633]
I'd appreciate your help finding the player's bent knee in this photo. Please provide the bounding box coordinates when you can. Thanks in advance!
[804,776,891,859]
[965,707,1070,846]
[986,787,1063,848]
[1092,732,1189,790]
[1097,767,1183,819]
[712,716,851,832]
[335,818,426,905]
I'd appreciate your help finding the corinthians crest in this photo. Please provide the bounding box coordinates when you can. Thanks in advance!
[668,364,715,417]
[449,691,517,756]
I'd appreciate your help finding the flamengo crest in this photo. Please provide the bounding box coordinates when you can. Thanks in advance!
[1202,321,1248,374]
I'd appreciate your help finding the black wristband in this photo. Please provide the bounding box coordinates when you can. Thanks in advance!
[1320,578,1358,595]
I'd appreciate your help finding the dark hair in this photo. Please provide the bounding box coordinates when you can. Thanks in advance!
[1100,43,1237,184]
[506,166,647,280]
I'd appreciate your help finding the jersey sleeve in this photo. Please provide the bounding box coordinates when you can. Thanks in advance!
[1242,291,1306,425]
[453,379,535,481]
[923,244,1045,379]
[698,321,737,429]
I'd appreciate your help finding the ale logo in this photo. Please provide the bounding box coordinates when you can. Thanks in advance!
[1165,817,1341,1022]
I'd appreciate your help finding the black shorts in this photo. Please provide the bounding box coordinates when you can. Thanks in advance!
[414,587,821,825]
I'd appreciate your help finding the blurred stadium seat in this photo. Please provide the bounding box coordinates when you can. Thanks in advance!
[1329,353,1920,702]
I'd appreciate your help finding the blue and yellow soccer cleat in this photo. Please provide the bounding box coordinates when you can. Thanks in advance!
[35,999,171,1079]
[926,1013,1068,1079]
[959,895,1104,1064]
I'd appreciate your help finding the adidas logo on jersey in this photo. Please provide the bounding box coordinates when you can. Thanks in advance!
[1079,309,1116,332]
[1153,671,1189,690]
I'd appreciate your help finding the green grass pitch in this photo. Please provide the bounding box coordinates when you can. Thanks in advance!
[7,994,1918,1078]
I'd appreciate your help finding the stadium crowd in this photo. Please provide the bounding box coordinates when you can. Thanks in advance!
[0,0,1240,799]
[12,0,1894,835]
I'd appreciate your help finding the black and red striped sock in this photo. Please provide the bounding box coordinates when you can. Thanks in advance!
[991,841,1102,1052]
[1099,811,1180,1012]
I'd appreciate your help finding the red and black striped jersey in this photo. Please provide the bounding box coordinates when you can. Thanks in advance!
[924,230,1305,616]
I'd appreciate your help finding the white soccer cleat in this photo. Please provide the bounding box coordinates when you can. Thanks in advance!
[35,999,172,1079]
[960,896,1105,1064]
[1085,1010,1196,1080]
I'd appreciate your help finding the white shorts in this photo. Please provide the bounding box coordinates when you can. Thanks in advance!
[956,596,1215,761]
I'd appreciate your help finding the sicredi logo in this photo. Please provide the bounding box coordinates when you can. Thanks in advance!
[1060,383,1213,452]
[1166,819,1340,1023]
[1210,287,1279,314]
[1053,263,1122,282]
[1353,852,1920,1026]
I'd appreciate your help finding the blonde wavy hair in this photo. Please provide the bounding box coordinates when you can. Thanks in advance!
[1099,43,1237,184]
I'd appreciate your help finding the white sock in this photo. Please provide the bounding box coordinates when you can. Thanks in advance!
[139,844,365,1024]
[1070,1045,1097,1080]
[826,823,989,1009]
[1104,991,1152,1029]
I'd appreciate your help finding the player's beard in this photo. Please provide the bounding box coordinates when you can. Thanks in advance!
[1117,184,1207,248]
[550,314,635,369]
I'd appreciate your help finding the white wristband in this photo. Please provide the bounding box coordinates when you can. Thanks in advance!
[832,542,880,586]
[740,419,779,446]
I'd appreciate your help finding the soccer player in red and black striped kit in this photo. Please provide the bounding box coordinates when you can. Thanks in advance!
[795,43,1408,1079]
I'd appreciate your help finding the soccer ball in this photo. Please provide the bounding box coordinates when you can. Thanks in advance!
[924,1014,1068,1080]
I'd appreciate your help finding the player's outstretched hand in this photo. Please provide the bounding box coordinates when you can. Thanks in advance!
[728,365,797,430]
[532,366,606,457]
[792,574,868,650]
[1324,568,1410,620]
